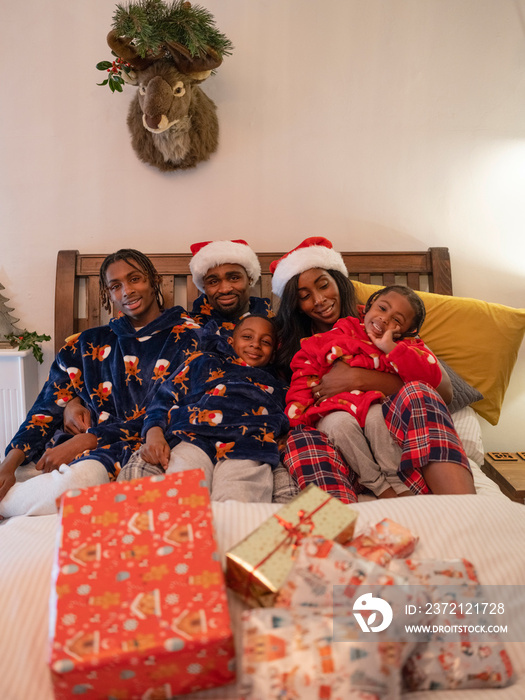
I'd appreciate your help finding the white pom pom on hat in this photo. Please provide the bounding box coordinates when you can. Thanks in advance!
[189,239,261,293]
[270,237,348,298]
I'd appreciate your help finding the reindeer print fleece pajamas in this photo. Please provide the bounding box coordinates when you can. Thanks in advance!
[5,307,202,475]
[141,325,289,501]
[190,293,273,330]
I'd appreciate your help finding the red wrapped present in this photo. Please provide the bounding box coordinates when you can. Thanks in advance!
[49,470,235,699]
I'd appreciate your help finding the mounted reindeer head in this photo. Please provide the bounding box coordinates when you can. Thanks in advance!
[105,26,224,172]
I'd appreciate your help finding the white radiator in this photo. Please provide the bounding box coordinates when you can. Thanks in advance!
[0,350,39,460]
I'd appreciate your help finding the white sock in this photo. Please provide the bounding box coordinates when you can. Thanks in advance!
[0,460,109,518]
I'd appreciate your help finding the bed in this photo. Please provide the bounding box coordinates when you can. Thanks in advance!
[2,247,524,700]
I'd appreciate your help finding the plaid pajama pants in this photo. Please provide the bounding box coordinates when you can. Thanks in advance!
[284,381,470,501]
[382,381,470,495]
[283,425,361,504]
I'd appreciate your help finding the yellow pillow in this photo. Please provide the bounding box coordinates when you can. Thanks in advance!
[352,280,525,425]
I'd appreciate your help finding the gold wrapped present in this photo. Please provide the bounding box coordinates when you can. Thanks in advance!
[225,484,358,607]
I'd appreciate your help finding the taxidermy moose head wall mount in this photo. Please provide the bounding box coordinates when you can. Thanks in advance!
[97,1,233,172]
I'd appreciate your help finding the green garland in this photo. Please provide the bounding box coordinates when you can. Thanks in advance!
[112,0,233,59]
[97,0,233,92]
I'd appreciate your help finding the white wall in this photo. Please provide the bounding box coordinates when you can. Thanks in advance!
[1,0,524,451]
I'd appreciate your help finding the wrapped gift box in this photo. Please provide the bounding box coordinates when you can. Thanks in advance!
[49,469,235,699]
[241,606,413,700]
[348,518,419,568]
[392,558,514,692]
[275,536,408,610]
[225,484,358,607]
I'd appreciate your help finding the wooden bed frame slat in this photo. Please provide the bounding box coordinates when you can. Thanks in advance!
[55,247,452,353]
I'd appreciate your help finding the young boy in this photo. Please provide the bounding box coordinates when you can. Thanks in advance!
[120,315,289,502]
[285,285,442,499]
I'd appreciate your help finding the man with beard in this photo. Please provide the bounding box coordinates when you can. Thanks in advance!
[52,240,298,504]
[61,240,273,434]
[115,241,298,502]
[188,239,272,329]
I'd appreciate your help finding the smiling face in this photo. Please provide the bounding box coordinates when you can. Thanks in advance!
[202,263,251,318]
[105,260,161,328]
[364,290,416,341]
[296,268,342,333]
[231,316,276,367]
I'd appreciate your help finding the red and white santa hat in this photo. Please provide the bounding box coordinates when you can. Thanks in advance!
[189,239,261,292]
[270,237,348,298]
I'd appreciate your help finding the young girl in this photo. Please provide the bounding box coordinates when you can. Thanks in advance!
[120,315,289,502]
[285,285,443,498]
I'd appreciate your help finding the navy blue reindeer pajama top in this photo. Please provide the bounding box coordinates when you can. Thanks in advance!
[6,307,201,475]
[142,326,289,467]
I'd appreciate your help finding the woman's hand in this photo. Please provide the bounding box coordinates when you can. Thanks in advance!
[141,427,170,469]
[312,361,403,403]
[435,360,453,404]
[63,397,92,435]
[35,433,98,473]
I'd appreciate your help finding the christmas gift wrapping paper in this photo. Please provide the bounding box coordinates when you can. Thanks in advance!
[49,469,235,699]
[390,557,514,691]
[240,606,412,700]
[225,484,357,607]
[348,518,419,568]
[275,536,409,610]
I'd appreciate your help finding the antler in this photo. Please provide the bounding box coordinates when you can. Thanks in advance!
[107,30,158,71]
[108,29,222,78]
[164,41,222,75]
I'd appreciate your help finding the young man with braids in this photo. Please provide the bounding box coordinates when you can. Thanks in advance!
[0,249,201,517]
[63,239,274,435]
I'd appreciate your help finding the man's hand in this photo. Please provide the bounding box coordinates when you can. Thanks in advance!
[0,449,25,501]
[35,433,98,473]
[141,427,170,469]
[63,397,92,435]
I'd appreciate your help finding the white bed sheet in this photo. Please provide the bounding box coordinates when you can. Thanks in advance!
[1,408,523,700]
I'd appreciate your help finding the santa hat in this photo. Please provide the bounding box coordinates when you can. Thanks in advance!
[270,237,348,298]
[189,239,261,292]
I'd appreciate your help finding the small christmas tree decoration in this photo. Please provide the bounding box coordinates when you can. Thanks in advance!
[0,283,51,363]
[0,283,22,345]
[96,0,234,171]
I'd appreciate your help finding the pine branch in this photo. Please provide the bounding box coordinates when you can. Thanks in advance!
[112,0,233,59]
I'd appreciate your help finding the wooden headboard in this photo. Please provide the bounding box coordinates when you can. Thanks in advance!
[54,248,452,353]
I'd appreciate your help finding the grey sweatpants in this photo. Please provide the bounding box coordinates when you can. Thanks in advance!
[317,405,409,496]
[119,441,273,503]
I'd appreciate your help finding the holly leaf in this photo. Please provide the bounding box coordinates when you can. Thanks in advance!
[109,75,125,92]
[96,61,113,71]
[97,79,109,86]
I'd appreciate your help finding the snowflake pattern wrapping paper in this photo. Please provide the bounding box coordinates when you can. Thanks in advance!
[49,469,235,699]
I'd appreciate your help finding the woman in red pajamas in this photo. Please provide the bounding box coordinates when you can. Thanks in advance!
[271,237,475,502]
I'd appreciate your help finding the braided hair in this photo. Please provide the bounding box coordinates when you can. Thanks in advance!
[99,249,164,314]
[364,284,426,337]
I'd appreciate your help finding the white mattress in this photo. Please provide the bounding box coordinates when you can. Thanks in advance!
[1,407,523,700]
